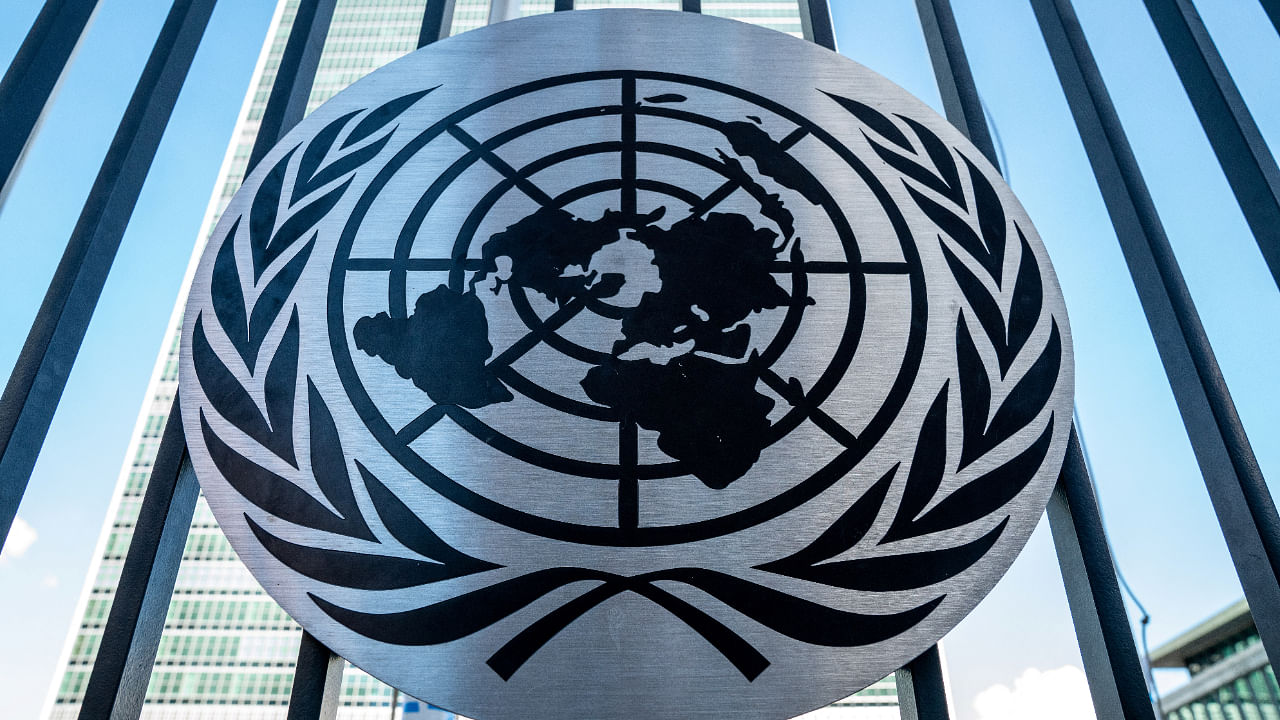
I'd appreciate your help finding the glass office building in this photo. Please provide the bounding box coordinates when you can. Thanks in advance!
[1153,600,1280,720]
[43,1,888,717]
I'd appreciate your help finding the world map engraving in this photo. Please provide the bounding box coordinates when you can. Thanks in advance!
[354,194,813,488]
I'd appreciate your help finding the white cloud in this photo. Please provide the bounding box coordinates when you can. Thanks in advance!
[974,665,1096,720]
[0,516,37,561]
[41,573,59,589]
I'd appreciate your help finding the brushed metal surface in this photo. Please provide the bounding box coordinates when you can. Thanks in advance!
[179,10,1074,720]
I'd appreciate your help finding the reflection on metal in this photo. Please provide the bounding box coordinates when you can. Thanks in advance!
[0,0,215,557]
[180,10,1072,718]
[1031,0,1280,673]
[1142,0,1280,293]
[0,0,99,208]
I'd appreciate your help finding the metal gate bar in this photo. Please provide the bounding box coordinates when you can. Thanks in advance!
[76,400,199,720]
[72,1,343,716]
[1047,429,1158,719]
[1141,0,1280,293]
[1262,0,1280,36]
[0,0,100,207]
[287,632,346,720]
[0,0,215,557]
[420,0,457,47]
[249,0,339,172]
[896,645,951,720]
[913,0,995,162]
[915,2,1157,717]
[798,0,835,51]
[1031,0,1280,668]
[6,1,1272,718]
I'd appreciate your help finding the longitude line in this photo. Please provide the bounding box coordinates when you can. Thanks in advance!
[621,75,637,215]
[447,125,556,207]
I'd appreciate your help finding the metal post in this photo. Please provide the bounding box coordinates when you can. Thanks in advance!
[896,646,952,720]
[798,0,836,51]
[913,0,996,165]
[419,0,457,48]
[1141,0,1280,293]
[1031,0,1280,668]
[77,400,199,720]
[915,4,1155,716]
[0,0,99,208]
[1047,430,1158,720]
[554,0,574,11]
[0,0,215,556]
[247,0,339,173]
[1262,0,1280,36]
[287,632,346,720]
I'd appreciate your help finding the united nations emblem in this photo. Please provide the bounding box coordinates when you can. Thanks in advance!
[181,9,1073,720]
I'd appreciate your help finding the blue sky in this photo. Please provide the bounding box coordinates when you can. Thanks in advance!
[1,1,1278,719]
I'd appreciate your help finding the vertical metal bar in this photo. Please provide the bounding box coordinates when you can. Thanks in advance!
[79,1,338,713]
[1141,0,1280,292]
[0,0,99,208]
[0,0,215,556]
[1047,430,1158,720]
[682,0,702,12]
[915,4,1155,716]
[896,646,952,720]
[77,400,199,720]
[286,631,345,720]
[798,0,836,51]
[913,0,997,165]
[554,0,574,12]
[247,0,339,173]
[419,0,457,48]
[1262,0,1280,36]
[1031,0,1280,668]
[489,0,520,24]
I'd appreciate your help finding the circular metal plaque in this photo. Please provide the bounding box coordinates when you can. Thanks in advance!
[181,9,1074,720]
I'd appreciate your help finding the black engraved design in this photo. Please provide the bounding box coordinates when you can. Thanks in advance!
[758,96,1062,588]
[193,74,1064,686]
[330,71,920,547]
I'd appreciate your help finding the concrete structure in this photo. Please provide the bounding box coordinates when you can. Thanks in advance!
[1152,600,1279,720]
[44,2,897,719]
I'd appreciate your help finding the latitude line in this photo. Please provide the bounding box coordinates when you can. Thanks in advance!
[688,126,812,218]
[348,258,489,272]
[619,417,638,530]
[621,75,637,216]
[447,125,556,207]
[758,369,858,449]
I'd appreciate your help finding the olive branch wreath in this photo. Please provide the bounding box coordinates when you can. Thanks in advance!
[190,88,1062,684]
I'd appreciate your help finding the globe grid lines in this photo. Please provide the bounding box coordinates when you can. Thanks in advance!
[329,69,930,545]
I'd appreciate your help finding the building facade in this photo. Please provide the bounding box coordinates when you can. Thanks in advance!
[43,1,892,718]
[1153,600,1280,720]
